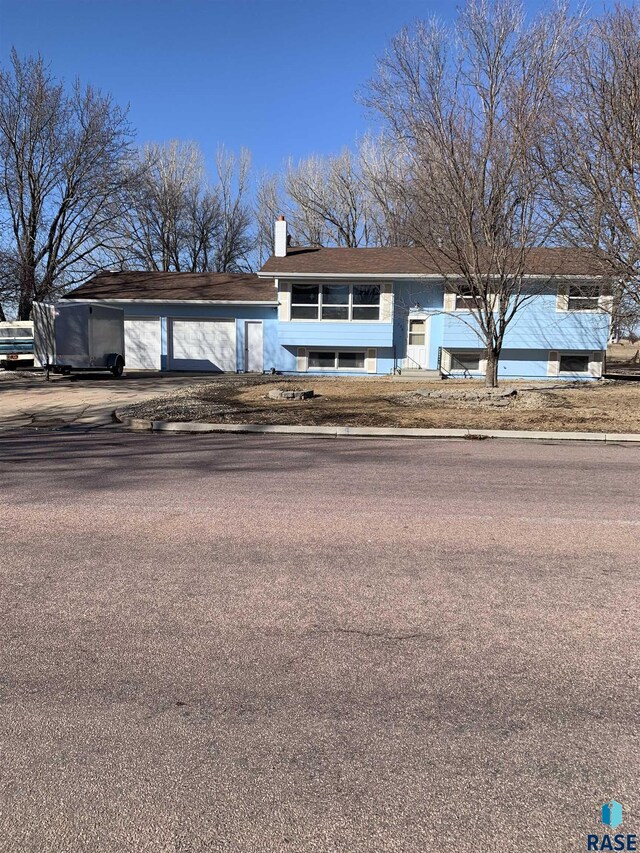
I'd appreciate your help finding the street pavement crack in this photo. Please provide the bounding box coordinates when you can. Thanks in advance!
[317,627,440,642]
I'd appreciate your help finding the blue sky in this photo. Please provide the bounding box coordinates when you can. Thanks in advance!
[1,0,593,178]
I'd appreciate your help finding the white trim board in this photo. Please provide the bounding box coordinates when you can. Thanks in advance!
[258,272,605,281]
[66,298,278,306]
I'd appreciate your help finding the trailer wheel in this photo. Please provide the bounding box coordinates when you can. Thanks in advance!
[111,356,124,378]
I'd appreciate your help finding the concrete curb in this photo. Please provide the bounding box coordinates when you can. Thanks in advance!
[113,410,640,443]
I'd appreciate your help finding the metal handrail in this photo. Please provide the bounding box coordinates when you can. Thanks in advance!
[437,347,471,379]
[401,354,423,372]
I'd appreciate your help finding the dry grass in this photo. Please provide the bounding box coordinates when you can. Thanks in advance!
[120,374,640,433]
[608,339,640,372]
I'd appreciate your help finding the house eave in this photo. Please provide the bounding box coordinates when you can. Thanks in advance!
[257,271,606,281]
[64,297,278,306]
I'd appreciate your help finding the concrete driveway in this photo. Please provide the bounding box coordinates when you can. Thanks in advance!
[0,432,638,852]
[0,370,211,430]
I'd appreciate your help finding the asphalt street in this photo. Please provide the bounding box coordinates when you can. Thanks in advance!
[0,431,638,852]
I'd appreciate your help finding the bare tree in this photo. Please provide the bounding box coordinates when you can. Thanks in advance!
[358,133,414,247]
[545,5,640,305]
[364,0,578,385]
[255,172,283,266]
[117,141,211,271]
[214,147,254,272]
[259,144,411,250]
[0,245,18,321]
[0,50,135,319]
[285,149,377,247]
[116,142,254,273]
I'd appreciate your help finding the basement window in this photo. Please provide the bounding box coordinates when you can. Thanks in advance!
[308,350,366,370]
[450,351,482,372]
[559,353,590,373]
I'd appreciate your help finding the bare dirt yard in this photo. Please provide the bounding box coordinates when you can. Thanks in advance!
[119,374,640,433]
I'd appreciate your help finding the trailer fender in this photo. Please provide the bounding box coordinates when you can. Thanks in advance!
[106,353,125,369]
[106,353,125,378]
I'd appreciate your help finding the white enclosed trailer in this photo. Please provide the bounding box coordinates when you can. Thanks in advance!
[33,302,125,377]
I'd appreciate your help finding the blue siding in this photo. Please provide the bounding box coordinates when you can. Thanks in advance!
[92,276,611,378]
[392,281,445,370]
[444,348,599,380]
[278,321,393,347]
[442,292,609,350]
[495,349,558,379]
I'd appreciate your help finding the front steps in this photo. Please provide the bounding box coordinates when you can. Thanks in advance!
[392,368,443,381]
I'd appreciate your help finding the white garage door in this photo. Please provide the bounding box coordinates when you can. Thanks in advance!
[169,318,236,372]
[124,318,161,370]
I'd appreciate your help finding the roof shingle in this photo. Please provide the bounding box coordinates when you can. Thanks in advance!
[259,246,608,277]
[64,271,277,302]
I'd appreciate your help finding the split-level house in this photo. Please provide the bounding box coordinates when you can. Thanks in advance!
[64,218,611,378]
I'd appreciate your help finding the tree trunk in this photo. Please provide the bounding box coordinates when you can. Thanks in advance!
[18,266,36,320]
[485,349,499,387]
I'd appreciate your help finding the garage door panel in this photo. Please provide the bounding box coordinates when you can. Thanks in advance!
[124,318,161,370]
[169,319,236,372]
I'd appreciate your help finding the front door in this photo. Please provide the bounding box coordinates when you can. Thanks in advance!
[245,321,264,373]
[406,317,429,368]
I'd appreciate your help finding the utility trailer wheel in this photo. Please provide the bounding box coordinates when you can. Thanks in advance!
[110,356,124,378]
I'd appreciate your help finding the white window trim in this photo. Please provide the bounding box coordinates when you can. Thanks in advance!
[551,350,602,377]
[557,282,608,313]
[296,346,308,372]
[444,286,499,313]
[589,351,604,378]
[278,279,290,321]
[289,283,382,323]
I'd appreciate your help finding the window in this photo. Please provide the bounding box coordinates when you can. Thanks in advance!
[408,319,426,345]
[291,284,319,319]
[567,284,601,310]
[321,284,349,320]
[450,351,481,371]
[308,350,366,370]
[559,353,589,373]
[455,285,477,311]
[290,283,380,321]
[352,284,381,320]
[308,351,336,369]
[338,351,365,369]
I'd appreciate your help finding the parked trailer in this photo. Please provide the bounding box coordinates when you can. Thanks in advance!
[0,321,35,368]
[33,302,126,378]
